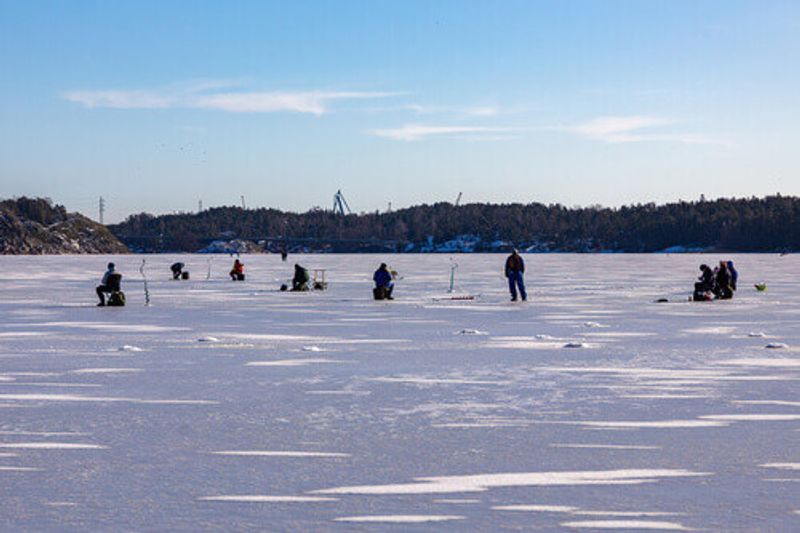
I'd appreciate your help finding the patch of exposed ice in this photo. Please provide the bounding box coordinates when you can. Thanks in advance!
[561,520,691,530]
[313,469,708,495]
[211,451,349,458]
[715,358,800,367]
[333,515,465,523]
[305,390,370,396]
[0,331,51,338]
[493,505,681,518]
[71,368,142,374]
[493,504,578,512]
[683,326,737,335]
[699,414,800,422]
[246,358,341,367]
[199,495,337,503]
[567,420,729,429]
[0,394,217,405]
[550,444,660,450]
[37,322,187,333]
[0,442,106,450]
[369,376,508,386]
[733,400,800,407]
[563,342,586,348]
[0,431,87,436]
[620,394,713,400]
[760,463,800,470]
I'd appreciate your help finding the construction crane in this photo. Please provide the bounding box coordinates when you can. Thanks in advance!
[455,192,462,206]
[333,189,352,215]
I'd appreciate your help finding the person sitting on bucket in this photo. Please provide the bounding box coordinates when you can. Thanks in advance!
[693,264,715,301]
[505,249,527,302]
[96,262,118,306]
[292,264,310,291]
[170,262,185,280]
[373,263,394,300]
[229,259,244,281]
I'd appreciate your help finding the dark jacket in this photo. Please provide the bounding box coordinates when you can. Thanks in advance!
[293,265,309,284]
[373,267,392,288]
[715,266,730,290]
[505,254,525,277]
[698,266,714,289]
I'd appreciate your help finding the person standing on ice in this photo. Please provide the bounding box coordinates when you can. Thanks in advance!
[373,263,394,300]
[727,260,738,291]
[713,261,733,299]
[505,249,527,301]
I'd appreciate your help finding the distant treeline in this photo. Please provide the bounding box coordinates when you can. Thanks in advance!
[109,195,800,253]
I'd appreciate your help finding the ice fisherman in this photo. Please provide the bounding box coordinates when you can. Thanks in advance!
[373,263,394,300]
[292,264,310,291]
[693,264,715,301]
[505,249,527,301]
[170,262,185,280]
[229,259,245,281]
[727,260,738,291]
[714,261,733,300]
[96,262,120,306]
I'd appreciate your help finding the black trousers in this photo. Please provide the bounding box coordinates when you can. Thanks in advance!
[96,285,112,304]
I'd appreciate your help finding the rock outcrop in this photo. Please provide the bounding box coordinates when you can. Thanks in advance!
[0,197,129,254]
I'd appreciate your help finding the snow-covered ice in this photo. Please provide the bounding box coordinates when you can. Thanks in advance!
[0,253,798,530]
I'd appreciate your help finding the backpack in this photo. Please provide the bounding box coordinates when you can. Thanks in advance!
[107,291,126,307]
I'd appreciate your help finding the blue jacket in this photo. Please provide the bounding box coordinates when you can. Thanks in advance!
[373,268,392,288]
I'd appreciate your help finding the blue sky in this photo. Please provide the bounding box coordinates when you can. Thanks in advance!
[1,1,799,222]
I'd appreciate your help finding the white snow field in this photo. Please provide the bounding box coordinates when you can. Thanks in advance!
[0,253,798,531]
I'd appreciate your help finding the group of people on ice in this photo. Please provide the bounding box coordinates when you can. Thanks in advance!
[96,250,747,307]
[693,260,738,301]
[94,251,529,305]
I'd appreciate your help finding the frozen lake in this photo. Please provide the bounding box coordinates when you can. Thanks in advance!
[0,253,798,531]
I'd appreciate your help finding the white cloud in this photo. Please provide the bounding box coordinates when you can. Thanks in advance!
[403,103,500,117]
[62,84,399,115]
[368,124,512,141]
[63,90,175,109]
[565,115,727,145]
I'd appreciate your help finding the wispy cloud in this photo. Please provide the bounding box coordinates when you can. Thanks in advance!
[368,124,513,141]
[62,83,399,115]
[565,115,728,145]
[403,103,500,117]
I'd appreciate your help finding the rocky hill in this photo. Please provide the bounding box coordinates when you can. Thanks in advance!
[0,197,129,254]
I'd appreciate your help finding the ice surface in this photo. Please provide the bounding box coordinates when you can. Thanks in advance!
[333,514,465,522]
[560,519,691,530]
[0,253,798,530]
